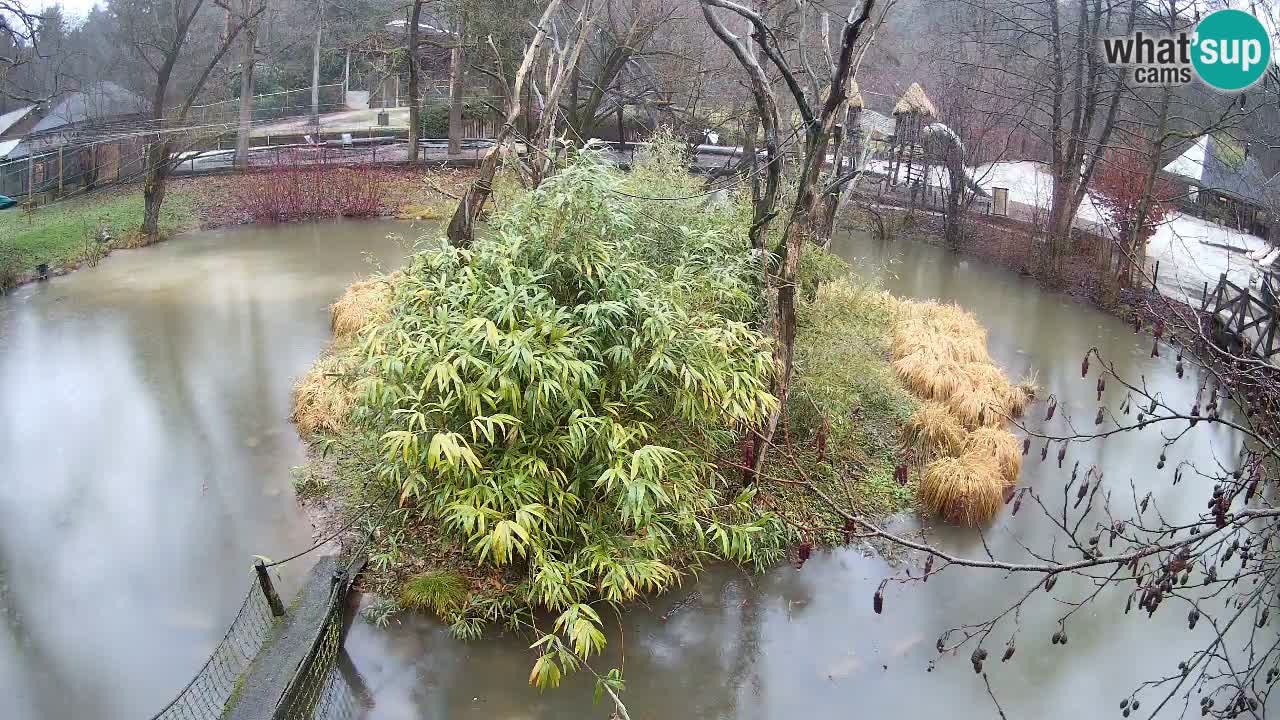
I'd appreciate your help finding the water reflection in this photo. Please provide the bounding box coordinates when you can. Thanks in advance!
[0,218,409,720]
[340,228,1267,719]
[0,219,1267,720]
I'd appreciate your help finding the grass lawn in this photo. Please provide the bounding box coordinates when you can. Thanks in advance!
[0,188,193,288]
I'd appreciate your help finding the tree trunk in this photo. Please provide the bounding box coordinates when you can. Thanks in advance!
[235,0,257,169]
[141,140,171,239]
[407,0,422,163]
[446,0,563,247]
[448,39,465,156]
[310,0,322,126]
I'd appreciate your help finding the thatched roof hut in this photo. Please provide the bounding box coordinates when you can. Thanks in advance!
[893,82,937,117]
[848,78,864,110]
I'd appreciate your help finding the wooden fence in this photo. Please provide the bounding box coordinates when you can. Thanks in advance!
[0,136,148,203]
[1202,272,1280,362]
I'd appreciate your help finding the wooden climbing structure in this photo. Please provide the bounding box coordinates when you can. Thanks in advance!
[888,82,937,194]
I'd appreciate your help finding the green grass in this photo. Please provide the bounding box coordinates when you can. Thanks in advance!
[763,255,919,543]
[0,189,193,288]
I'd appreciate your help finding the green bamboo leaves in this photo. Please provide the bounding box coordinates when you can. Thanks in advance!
[356,144,788,686]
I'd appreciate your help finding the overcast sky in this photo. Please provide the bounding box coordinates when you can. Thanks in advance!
[28,0,100,23]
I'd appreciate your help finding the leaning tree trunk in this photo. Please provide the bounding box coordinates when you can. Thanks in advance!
[445,0,562,247]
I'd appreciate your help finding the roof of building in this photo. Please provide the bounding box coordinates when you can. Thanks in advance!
[29,82,144,134]
[0,105,35,137]
[385,10,452,36]
[861,108,895,139]
[893,82,937,117]
[1164,135,1271,207]
[0,138,22,160]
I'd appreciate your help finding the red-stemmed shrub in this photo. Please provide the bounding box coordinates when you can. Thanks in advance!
[1091,145,1177,287]
[231,158,387,224]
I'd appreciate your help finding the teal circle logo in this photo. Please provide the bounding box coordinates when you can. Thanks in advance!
[1192,9,1271,91]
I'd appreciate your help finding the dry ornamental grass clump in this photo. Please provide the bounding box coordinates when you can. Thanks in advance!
[330,278,392,344]
[291,275,397,434]
[891,299,1033,526]
[291,351,359,435]
[962,427,1023,486]
[905,401,967,459]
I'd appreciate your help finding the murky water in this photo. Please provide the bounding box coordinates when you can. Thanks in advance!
[343,230,1260,719]
[0,219,410,720]
[0,221,1264,719]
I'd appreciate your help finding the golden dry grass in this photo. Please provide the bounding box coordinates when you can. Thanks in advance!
[962,428,1022,486]
[893,351,970,401]
[331,278,391,344]
[905,401,967,459]
[396,203,449,221]
[291,352,358,435]
[946,384,1006,430]
[893,299,1029,526]
[919,454,1005,526]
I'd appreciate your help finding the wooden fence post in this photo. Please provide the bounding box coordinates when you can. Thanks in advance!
[58,146,64,194]
[255,559,286,617]
[27,155,34,198]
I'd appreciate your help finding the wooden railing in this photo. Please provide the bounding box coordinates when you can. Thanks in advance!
[1202,272,1280,360]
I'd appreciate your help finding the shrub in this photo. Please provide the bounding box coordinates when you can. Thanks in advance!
[890,300,1024,526]
[0,242,21,292]
[919,454,1004,526]
[350,149,785,680]
[231,163,385,224]
[401,571,470,616]
[420,99,491,138]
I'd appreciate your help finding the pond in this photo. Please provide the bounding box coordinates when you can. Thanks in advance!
[0,219,1262,719]
[0,218,409,719]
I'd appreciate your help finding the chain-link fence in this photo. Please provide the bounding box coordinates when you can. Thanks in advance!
[188,85,346,127]
[148,578,277,720]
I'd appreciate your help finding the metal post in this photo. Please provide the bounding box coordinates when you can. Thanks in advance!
[255,559,286,617]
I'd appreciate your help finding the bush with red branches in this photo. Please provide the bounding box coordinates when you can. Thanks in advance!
[230,162,387,224]
[1092,146,1176,246]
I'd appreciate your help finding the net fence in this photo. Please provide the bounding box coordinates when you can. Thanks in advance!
[148,579,277,720]
[274,577,364,720]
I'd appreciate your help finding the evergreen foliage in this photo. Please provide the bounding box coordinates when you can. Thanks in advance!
[351,145,787,684]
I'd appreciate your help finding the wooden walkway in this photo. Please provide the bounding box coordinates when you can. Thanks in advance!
[1202,272,1280,367]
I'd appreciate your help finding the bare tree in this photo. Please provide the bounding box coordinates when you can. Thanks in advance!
[946,0,1133,278]
[116,0,262,238]
[310,0,323,126]
[407,0,424,163]
[233,0,264,169]
[447,9,466,156]
[702,0,880,479]
[445,0,578,246]
[0,2,57,104]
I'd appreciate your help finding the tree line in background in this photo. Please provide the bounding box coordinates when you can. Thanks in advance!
[8,0,1280,274]
[6,0,1280,716]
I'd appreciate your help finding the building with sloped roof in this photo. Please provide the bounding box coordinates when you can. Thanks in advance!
[1162,134,1276,239]
[0,82,148,201]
